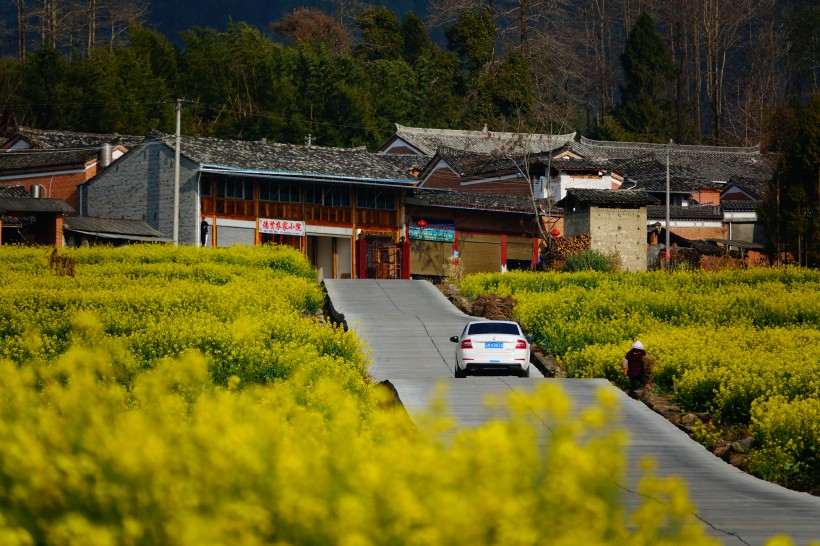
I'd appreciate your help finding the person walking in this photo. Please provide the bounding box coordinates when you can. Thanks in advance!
[200,217,209,247]
[622,341,647,398]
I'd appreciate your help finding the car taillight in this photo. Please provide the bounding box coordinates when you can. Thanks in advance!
[515,339,527,349]
[461,339,472,349]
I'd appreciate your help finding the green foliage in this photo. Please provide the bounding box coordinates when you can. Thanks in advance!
[761,94,820,267]
[354,6,403,61]
[78,48,173,134]
[400,12,432,64]
[18,48,85,129]
[444,9,495,87]
[129,25,181,96]
[615,12,676,142]
[563,250,613,272]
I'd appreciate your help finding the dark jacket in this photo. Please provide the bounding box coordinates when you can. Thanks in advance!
[624,349,646,378]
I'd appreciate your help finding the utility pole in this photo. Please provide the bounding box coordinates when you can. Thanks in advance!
[173,99,181,245]
[666,139,672,270]
[172,99,193,245]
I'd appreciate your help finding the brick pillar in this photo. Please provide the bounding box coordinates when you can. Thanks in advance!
[55,215,64,249]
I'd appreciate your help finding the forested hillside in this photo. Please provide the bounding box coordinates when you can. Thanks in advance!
[3,0,817,148]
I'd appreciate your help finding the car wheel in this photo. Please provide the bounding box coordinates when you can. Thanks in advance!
[519,367,530,378]
[455,366,467,378]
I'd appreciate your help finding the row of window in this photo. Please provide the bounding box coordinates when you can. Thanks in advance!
[201,178,395,210]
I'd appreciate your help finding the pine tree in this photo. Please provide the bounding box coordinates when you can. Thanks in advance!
[614,12,676,142]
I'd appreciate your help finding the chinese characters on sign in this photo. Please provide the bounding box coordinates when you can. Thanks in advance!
[258,218,305,237]
[408,220,455,242]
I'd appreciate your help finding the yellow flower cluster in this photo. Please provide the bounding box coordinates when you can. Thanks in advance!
[751,396,820,489]
[0,245,729,544]
[460,268,820,490]
[0,351,718,545]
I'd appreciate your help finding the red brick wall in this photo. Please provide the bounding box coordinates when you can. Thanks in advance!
[0,168,92,214]
[423,168,464,191]
[672,226,725,240]
[694,189,721,205]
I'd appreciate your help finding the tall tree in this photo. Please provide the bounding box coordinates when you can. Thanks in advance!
[444,8,495,90]
[760,94,820,266]
[614,11,676,141]
[270,7,351,54]
[354,6,403,61]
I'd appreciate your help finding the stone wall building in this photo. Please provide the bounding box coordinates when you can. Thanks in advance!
[558,189,658,272]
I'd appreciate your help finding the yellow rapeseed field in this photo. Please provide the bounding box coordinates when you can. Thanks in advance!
[461,269,820,492]
[0,245,796,545]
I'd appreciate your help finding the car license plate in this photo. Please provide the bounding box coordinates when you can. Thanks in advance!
[485,342,503,349]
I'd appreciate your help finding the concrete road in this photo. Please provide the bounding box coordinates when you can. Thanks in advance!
[324,279,820,545]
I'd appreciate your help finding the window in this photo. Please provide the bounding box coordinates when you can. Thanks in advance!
[216,178,253,200]
[356,188,395,210]
[260,180,300,203]
[200,178,212,197]
[468,323,521,336]
[305,184,350,207]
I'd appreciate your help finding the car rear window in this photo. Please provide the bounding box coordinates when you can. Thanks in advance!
[468,323,520,336]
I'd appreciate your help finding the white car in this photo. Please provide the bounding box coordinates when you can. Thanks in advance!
[450,320,531,378]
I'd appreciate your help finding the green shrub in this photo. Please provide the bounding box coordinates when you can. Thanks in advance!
[563,250,613,272]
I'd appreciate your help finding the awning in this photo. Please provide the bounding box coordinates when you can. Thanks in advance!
[65,228,171,243]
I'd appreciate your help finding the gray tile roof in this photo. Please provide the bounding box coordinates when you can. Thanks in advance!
[434,146,547,177]
[0,184,74,215]
[571,136,774,184]
[0,196,74,214]
[3,126,142,149]
[724,177,766,199]
[559,188,659,206]
[0,185,29,198]
[647,204,723,221]
[378,153,427,175]
[408,188,550,214]
[546,158,617,172]
[393,124,576,156]
[64,217,165,237]
[154,132,417,183]
[0,148,100,171]
[721,200,760,212]
[610,157,717,193]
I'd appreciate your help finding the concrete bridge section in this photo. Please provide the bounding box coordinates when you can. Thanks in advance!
[324,279,820,545]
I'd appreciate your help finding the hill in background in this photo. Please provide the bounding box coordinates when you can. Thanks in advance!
[153,0,421,44]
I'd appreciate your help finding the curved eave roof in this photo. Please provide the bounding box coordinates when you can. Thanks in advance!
[394,124,576,156]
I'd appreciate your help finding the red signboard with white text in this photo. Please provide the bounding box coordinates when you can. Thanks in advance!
[258,218,305,237]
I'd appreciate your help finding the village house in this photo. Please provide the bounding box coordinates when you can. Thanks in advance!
[81,132,419,279]
[567,137,773,244]
[2,121,775,273]
[380,124,575,276]
[0,126,138,213]
[557,188,658,272]
[0,184,73,247]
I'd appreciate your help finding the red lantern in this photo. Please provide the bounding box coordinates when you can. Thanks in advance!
[550,228,560,238]
[417,219,428,229]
